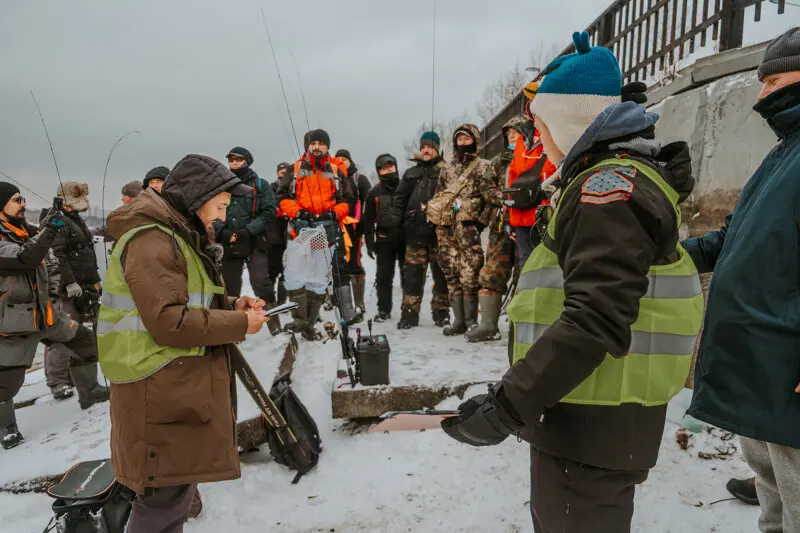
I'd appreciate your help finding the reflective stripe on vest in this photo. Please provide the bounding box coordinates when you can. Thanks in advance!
[506,158,704,407]
[97,224,225,384]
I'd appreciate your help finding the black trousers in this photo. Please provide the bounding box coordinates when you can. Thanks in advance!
[530,447,649,533]
[267,243,286,283]
[221,246,273,303]
[375,240,405,314]
[345,224,365,277]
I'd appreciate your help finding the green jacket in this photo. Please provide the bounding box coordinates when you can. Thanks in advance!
[213,168,277,241]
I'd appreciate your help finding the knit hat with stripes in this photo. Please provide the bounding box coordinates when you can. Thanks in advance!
[528,31,622,158]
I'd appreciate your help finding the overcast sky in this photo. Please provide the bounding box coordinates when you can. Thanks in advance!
[1,0,615,208]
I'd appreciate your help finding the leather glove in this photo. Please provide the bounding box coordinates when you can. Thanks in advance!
[46,211,65,230]
[365,233,376,259]
[234,228,249,240]
[621,81,648,105]
[218,229,232,244]
[441,384,523,447]
[317,211,338,222]
[297,209,315,221]
[475,221,486,233]
[65,282,83,299]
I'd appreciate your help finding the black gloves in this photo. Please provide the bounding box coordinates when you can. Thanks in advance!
[364,232,375,259]
[297,209,315,221]
[218,229,232,244]
[441,384,523,447]
[317,211,338,222]
[234,228,249,240]
[621,81,648,105]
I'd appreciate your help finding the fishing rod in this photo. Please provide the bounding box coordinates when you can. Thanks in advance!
[100,130,140,268]
[260,8,301,157]
[430,0,437,132]
[0,170,50,204]
[275,101,296,157]
[290,52,312,131]
[30,90,66,209]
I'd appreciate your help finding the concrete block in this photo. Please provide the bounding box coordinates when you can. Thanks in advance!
[692,41,767,86]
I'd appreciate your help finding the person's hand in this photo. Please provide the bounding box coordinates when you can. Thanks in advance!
[795,382,800,394]
[218,229,232,244]
[93,281,102,293]
[65,282,83,299]
[621,81,648,105]
[234,228,249,241]
[235,296,266,312]
[366,245,375,260]
[245,308,269,335]
[475,222,486,233]
[46,211,65,230]
[441,385,523,447]
[297,209,315,221]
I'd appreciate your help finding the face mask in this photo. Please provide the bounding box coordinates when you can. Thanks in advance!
[380,171,400,187]
[456,143,477,160]
[507,144,515,150]
[231,166,249,178]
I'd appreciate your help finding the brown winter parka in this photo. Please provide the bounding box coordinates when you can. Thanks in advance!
[105,162,249,494]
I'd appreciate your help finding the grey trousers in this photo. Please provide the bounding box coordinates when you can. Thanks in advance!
[0,367,27,426]
[741,437,800,533]
[44,298,81,389]
[126,484,197,533]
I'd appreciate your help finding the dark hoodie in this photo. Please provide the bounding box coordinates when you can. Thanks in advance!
[391,154,445,247]
[363,173,402,247]
[501,102,695,472]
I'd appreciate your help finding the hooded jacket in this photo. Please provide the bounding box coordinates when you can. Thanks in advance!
[506,120,558,227]
[275,153,352,222]
[431,124,495,226]
[501,102,696,471]
[363,175,402,246]
[103,156,249,494]
[40,208,100,292]
[686,83,800,448]
[391,154,445,247]
[344,164,372,235]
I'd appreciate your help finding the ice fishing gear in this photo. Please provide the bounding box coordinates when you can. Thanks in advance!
[356,319,390,386]
[0,170,50,204]
[42,459,134,533]
[230,344,320,484]
[368,409,459,433]
[101,131,140,268]
[289,51,311,131]
[264,300,298,318]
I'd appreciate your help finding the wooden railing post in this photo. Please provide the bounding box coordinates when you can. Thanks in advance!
[720,0,746,51]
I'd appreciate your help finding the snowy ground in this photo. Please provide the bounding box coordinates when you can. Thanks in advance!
[0,255,759,532]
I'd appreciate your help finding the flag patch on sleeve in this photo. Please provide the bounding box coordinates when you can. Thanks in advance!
[580,167,635,204]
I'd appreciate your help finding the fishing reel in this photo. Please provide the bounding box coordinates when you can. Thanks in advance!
[322,321,339,344]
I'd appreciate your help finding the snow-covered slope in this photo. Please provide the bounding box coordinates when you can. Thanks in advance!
[0,258,759,532]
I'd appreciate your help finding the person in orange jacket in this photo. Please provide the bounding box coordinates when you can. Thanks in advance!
[504,119,557,268]
[275,129,357,339]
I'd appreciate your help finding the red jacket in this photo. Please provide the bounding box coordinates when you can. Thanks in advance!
[507,134,557,227]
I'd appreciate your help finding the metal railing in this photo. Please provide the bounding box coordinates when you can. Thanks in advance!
[480,0,791,159]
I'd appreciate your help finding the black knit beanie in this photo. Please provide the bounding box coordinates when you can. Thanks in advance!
[305,129,331,151]
[0,182,20,210]
[335,149,352,162]
[759,27,800,81]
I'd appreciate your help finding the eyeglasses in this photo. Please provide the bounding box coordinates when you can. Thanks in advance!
[10,196,25,205]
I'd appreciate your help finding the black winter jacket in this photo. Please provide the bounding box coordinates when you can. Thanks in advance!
[345,167,372,236]
[212,168,277,254]
[391,156,444,247]
[40,209,100,292]
[363,179,402,249]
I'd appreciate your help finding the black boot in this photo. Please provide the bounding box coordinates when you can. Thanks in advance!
[726,477,759,506]
[397,310,419,330]
[443,295,467,336]
[0,401,23,450]
[432,309,450,327]
[70,364,109,410]
[283,289,308,334]
[374,311,391,323]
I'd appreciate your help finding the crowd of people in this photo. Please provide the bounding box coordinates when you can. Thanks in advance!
[0,24,797,533]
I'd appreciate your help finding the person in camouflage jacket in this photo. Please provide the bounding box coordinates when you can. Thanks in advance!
[466,116,525,343]
[427,123,496,336]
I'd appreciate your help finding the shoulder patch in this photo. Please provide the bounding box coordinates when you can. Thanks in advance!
[580,166,636,205]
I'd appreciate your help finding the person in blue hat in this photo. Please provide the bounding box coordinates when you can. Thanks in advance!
[440,32,702,532]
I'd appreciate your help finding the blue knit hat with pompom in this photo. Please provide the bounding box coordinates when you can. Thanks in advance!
[528,31,622,158]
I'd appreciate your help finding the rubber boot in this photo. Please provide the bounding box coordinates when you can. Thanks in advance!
[277,278,288,305]
[51,384,75,401]
[397,310,419,330]
[304,292,325,341]
[69,364,109,410]
[0,400,22,450]
[335,284,359,324]
[466,293,503,342]
[351,275,366,315]
[443,295,467,336]
[726,477,759,506]
[464,292,479,331]
[283,289,308,334]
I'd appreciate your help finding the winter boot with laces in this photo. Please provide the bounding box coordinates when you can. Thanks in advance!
[397,310,419,330]
[466,293,503,342]
[0,401,23,450]
[374,311,391,323]
[443,295,468,336]
[51,384,75,401]
[432,309,450,327]
[726,477,759,506]
[70,364,109,410]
